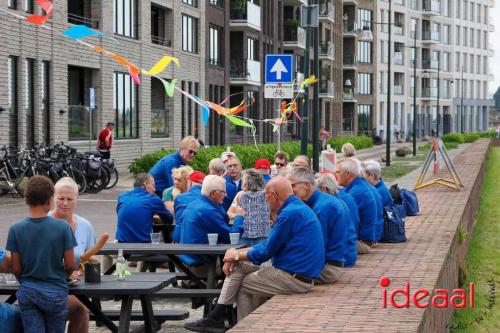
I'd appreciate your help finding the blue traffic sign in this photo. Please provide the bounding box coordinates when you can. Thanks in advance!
[265,54,294,84]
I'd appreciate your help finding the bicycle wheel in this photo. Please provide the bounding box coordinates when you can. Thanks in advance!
[105,167,119,189]
[86,167,108,194]
[70,169,87,194]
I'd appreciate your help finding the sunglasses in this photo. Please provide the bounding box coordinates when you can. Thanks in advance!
[187,149,197,156]
[275,162,285,167]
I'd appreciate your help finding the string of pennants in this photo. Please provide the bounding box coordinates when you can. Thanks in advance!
[0,0,318,145]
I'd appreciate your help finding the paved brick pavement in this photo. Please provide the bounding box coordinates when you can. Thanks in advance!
[230,139,490,333]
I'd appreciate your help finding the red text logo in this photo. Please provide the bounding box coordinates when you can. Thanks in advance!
[380,276,475,309]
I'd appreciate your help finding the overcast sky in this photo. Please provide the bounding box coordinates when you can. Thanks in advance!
[491,5,500,96]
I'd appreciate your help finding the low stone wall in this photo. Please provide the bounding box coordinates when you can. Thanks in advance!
[230,139,492,333]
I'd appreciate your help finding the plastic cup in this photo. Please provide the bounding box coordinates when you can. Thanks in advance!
[207,233,218,246]
[150,233,161,244]
[5,273,17,285]
[230,233,240,245]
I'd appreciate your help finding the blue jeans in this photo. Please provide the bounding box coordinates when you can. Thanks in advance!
[17,284,68,333]
[240,237,267,247]
[0,303,24,333]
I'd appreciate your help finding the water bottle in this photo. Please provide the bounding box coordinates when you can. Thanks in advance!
[116,249,127,281]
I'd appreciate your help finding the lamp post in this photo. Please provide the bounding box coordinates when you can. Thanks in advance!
[361,0,392,166]
[460,66,464,133]
[412,24,417,156]
[423,56,440,138]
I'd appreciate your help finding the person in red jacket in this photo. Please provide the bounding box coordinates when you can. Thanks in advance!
[97,122,114,159]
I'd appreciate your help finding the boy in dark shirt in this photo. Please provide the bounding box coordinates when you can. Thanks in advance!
[6,176,77,333]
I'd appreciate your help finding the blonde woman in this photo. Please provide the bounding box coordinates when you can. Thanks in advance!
[162,166,194,213]
[49,177,96,333]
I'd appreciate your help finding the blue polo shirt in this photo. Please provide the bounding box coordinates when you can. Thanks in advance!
[336,190,359,267]
[116,188,173,243]
[180,195,231,265]
[223,180,238,211]
[173,185,202,242]
[149,151,184,195]
[345,177,378,242]
[375,180,393,208]
[247,195,325,279]
[263,174,271,184]
[368,184,385,241]
[305,190,348,265]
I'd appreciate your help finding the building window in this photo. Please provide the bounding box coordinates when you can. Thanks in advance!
[443,0,450,17]
[357,105,372,134]
[209,25,223,66]
[357,9,372,31]
[113,72,138,139]
[151,77,170,138]
[25,58,35,147]
[8,56,18,147]
[443,52,450,71]
[247,37,257,60]
[455,25,460,45]
[443,25,450,44]
[41,61,50,144]
[357,41,372,63]
[357,73,372,95]
[182,14,198,53]
[9,0,17,9]
[209,0,224,7]
[24,0,33,13]
[182,0,198,7]
[113,0,137,38]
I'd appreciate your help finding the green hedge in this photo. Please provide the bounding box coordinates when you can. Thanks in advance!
[441,131,494,144]
[128,136,374,175]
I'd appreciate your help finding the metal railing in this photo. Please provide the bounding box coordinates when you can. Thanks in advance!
[229,58,260,83]
[422,30,440,42]
[343,55,357,66]
[68,13,99,29]
[319,2,334,21]
[283,25,306,48]
[422,59,439,70]
[319,41,334,58]
[421,87,438,98]
[422,0,440,14]
[151,35,172,47]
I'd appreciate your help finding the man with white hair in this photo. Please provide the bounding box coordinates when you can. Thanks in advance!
[337,158,381,254]
[289,167,350,284]
[150,136,200,196]
[316,173,358,267]
[180,175,232,277]
[223,156,242,210]
[362,160,393,208]
[208,158,225,176]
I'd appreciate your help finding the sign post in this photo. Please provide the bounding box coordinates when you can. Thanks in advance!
[264,55,294,152]
[89,88,95,152]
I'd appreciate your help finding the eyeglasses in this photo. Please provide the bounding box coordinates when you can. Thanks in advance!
[275,162,285,167]
[227,164,239,169]
[187,149,197,156]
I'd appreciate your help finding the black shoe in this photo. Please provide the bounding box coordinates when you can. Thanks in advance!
[184,317,226,333]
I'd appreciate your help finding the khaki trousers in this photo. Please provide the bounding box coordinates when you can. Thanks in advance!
[316,264,342,284]
[218,262,313,321]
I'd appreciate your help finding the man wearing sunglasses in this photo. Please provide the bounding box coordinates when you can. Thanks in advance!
[270,151,292,178]
[150,136,200,197]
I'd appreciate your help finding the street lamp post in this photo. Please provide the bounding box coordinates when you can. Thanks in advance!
[460,66,464,133]
[412,26,417,156]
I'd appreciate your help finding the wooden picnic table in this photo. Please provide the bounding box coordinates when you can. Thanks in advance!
[0,273,177,333]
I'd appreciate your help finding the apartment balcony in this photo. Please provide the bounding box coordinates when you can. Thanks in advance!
[421,59,439,70]
[343,22,357,37]
[319,80,334,99]
[393,53,403,65]
[420,87,438,100]
[343,89,357,102]
[343,55,357,70]
[283,25,306,50]
[230,1,261,32]
[151,35,172,47]
[319,41,335,60]
[229,59,261,86]
[68,13,99,29]
[319,2,334,23]
[393,25,404,36]
[422,0,440,16]
[422,30,440,44]
[394,85,404,95]
[282,0,307,5]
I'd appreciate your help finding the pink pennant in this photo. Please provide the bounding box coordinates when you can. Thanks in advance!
[25,0,53,26]
[128,66,141,85]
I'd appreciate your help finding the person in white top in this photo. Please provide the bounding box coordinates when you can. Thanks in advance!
[270,151,293,177]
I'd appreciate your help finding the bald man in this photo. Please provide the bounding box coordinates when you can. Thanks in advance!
[185,177,325,332]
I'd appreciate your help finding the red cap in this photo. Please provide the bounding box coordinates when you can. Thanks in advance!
[189,171,206,184]
[254,158,271,170]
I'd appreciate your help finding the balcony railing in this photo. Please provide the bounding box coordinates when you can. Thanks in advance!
[343,89,355,100]
[209,57,224,67]
[320,81,334,97]
[394,25,404,36]
[422,30,440,42]
[230,1,261,31]
[343,55,357,66]
[319,2,334,22]
[410,0,418,10]
[230,58,261,84]
[283,25,306,49]
[344,22,356,33]
[422,0,440,14]
[151,35,172,47]
[319,41,334,59]
[422,59,439,70]
[209,0,225,7]
[68,13,99,29]
[394,53,403,65]
[394,85,404,95]
[421,87,438,98]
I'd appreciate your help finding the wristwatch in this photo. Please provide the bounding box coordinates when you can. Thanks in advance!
[234,250,240,261]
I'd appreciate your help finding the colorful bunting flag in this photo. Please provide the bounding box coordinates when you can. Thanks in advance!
[63,25,103,39]
[25,0,53,26]
[142,56,180,76]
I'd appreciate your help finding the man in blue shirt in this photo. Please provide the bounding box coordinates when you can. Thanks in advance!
[0,248,23,333]
[362,160,391,241]
[337,158,380,254]
[180,175,233,278]
[149,136,200,196]
[172,171,205,243]
[116,173,172,243]
[290,167,348,284]
[185,177,324,332]
[223,156,242,210]
[315,172,358,268]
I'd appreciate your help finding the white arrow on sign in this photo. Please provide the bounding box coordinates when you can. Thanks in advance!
[270,59,288,80]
